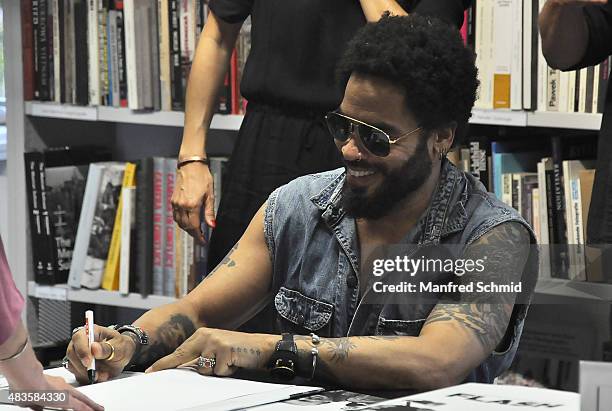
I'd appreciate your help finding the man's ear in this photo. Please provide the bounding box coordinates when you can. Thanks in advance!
[435,122,457,151]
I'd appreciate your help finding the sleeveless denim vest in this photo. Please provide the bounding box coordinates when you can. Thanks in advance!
[259,159,538,384]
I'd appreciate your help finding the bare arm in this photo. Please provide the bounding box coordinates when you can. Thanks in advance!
[292,222,530,390]
[539,0,607,69]
[359,0,408,22]
[172,12,243,241]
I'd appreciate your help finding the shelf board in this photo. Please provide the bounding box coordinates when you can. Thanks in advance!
[28,281,176,310]
[534,278,612,301]
[25,101,243,130]
[470,109,528,127]
[527,111,602,130]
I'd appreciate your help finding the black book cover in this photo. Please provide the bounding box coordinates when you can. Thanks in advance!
[550,136,569,278]
[47,0,54,101]
[37,159,61,283]
[73,0,89,105]
[136,158,153,296]
[597,56,610,114]
[467,137,490,191]
[58,0,66,102]
[169,0,183,110]
[24,151,49,283]
[37,0,51,100]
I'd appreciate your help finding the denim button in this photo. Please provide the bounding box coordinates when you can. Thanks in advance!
[346,276,358,288]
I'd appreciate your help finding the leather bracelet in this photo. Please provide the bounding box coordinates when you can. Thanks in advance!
[0,339,29,363]
[177,156,209,169]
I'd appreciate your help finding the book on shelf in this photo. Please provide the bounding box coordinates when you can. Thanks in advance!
[23,0,249,114]
[119,186,136,295]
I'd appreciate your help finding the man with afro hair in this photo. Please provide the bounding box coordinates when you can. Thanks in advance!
[66,15,538,393]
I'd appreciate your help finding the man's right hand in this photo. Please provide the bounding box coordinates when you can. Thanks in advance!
[66,325,136,384]
[171,160,216,244]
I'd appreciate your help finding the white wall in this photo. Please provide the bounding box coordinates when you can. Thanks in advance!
[0,160,7,241]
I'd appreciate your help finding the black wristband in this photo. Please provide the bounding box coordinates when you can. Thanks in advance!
[269,333,298,380]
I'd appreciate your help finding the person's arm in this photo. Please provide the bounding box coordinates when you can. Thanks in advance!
[539,0,609,70]
[171,12,243,243]
[148,222,531,390]
[66,204,273,383]
[359,0,408,22]
[0,323,103,410]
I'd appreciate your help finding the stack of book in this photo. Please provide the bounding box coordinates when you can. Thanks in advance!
[461,0,608,113]
[21,0,251,114]
[24,148,229,297]
[450,134,603,282]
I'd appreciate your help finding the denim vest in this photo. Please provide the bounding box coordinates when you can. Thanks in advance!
[260,159,538,384]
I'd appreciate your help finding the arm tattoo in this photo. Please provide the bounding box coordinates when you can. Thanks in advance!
[231,346,263,367]
[130,314,196,370]
[424,222,530,352]
[208,242,239,277]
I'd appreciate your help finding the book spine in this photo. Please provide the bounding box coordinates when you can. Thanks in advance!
[152,157,166,295]
[74,0,89,105]
[502,173,512,207]
[547,67,559,111]
[87,0,100,105]
[149,1,161,111]
[119,186,135,295]
[585,65,595,113]
[64,0,75,104]
[537,160,550,245]
[597,57,610,113]
[592,64,600,113]
[115,1,128,107]
[37,0,50,100]
[571,178,586,280]
[511,174,520,211]
[52,0,61,102]
[24,152,47,283]
[99,0,110,106]
[230,49,239,114]
[22,0,35,101]
[46,0,55,101]
[123,0,139,109]
[536,0,547,111]
[158,0,172,111]
[532,188,541,242]
[68,163,103,288]
[578,67,588,113]
[550,137,569,278]
[509,0,522,110]
[179,0,195,111]
[169,0,182,110]
[136,158,153,297]
[108,9,120,107]
[163,159,177,296]
[38,159,60,284]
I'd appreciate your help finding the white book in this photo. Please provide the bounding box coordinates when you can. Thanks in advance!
[592,64,601,111]
[492,0,512,109]
[579,67,588,113]
[536,0,548,111]
[558,70,570,112]
[158,0,172,111]
[81,163,126,289]
[123,0,140,109]
[119,187,135,295]
[87,0,100,105]
[363,382,579,411]
[68,163,104,288]
[501,173,513,207]
[509,0,522,110]
[474,0,493,109]
[536,159,550,245]
[532,187,541,242]
[180,0,197,64]
[108,10,120,107]
[546,67,560,111]
[523,0,534,110]
[567,69,577,112]
[52,0,61,103]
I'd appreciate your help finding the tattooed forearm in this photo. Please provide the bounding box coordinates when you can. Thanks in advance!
[208,242,240,277]
[130,314,196,370]
[425,222,531,352]
[231,346,263,368]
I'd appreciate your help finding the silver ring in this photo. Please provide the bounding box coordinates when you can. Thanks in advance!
[62,356,69,369]
[197,356,216,369]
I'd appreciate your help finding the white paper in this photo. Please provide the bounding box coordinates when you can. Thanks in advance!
[359,383,579,411]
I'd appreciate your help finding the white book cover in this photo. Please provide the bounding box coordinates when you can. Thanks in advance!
[546,67,560,111]
[359,383,579,411]
[474,0,493,109]
[108,10,121,107]
[119,186,135,295]
[579,67,588,113]
[87,0,100,105]
[558,70,570,112]
[80,163,126,289]
[492,0,512,109]
[536,0,548,111]
[532,187,541,242]
[536,160,550,245]
[523,0,533,110]
[509,0,522,110]
[158,0,172,111]
[501,173,513,207]
[567,70,576,112]
[592,64,600,111]
[68,164,104,288]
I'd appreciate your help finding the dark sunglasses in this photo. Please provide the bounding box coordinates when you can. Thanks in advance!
[324,111,422,157]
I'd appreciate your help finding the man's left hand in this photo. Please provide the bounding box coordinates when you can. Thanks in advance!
[145,328,277,376]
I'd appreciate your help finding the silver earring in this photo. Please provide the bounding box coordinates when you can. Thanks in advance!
[438,147,447,161]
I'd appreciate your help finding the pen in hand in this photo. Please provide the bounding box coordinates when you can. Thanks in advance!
[85,310,96,384]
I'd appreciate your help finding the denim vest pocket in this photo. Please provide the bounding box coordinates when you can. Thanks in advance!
[375,316,427,336]
[274,287,333,334]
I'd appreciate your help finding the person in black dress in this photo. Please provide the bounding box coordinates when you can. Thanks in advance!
[171,0,471,273]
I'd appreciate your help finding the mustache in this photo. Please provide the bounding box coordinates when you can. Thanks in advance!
[344,159,377,169]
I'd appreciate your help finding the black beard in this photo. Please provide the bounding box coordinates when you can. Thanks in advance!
[340,135,433,220]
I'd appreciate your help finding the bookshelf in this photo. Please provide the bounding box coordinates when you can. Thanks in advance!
[27,281,176,310]
[24,102,605,131]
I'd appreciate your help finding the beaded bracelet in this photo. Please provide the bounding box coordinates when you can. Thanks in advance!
[309,333,321,380]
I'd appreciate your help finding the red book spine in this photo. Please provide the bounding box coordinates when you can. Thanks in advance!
[22,0,35,100]
[460,9,468,45]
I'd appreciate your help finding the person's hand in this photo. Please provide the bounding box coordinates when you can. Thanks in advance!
[171,161,216,244]
[146,328,277,376]
[10,374,104,411]
[65,325,136,384]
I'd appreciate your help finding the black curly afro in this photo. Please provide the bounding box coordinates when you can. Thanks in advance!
[337,14,478,143]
